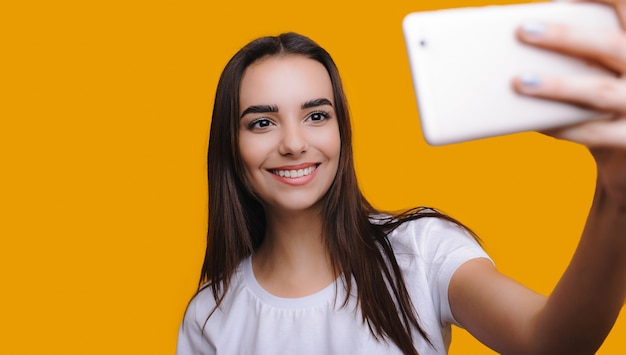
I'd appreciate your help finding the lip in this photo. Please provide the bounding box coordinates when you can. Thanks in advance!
[266,162,320,186]
[268,162,319,171]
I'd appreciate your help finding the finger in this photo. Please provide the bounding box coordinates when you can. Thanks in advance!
[513,74,626,113]
[517,22,626,74]
[541,115,626,148]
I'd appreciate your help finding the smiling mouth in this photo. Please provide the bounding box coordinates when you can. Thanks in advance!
[269,164,319,178]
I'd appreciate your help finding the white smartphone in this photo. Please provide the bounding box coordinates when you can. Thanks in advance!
[402,2,619,146]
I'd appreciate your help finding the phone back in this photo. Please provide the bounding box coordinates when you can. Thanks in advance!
[402,2,619,145]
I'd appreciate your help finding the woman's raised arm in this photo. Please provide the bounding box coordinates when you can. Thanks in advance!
[450,1,626,353]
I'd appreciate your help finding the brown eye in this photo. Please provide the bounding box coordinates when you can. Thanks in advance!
[248,118,274,130]
[307,111,330,122]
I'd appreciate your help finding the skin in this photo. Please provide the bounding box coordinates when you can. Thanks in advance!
[238,55,341,297]
[236,0,626,352]
[450,0,626,354]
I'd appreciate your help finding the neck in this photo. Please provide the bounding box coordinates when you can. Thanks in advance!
[252,206,336,297]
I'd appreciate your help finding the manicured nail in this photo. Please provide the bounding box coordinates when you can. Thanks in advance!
[519,74,542,87]
[521,22,547,36]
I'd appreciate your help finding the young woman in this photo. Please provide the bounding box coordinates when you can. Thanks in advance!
[178,1,626,353]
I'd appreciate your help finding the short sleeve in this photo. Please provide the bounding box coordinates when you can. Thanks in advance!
[419,218,491,326]
[176,293,215,355]
[390,217,492,328]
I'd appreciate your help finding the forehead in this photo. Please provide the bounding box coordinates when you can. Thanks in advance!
[239,55,334,110]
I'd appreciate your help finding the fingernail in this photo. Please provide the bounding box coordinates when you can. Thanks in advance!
[521,22,546,36]
[519,74,542,87]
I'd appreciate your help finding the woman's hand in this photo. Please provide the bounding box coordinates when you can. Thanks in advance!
[513,0,626,206]
[453,3,626,353]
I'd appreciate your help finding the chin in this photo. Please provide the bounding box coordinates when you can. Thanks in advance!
[268,197,326,215]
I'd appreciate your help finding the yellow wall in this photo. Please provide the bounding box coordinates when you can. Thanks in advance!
[1,0,623,353]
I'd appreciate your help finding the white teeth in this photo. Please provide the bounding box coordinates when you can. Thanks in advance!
[274,165,317,178]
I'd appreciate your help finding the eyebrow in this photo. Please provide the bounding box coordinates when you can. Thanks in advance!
[240,104,278,119]
[301,98,333,109]
[240,98,333,119]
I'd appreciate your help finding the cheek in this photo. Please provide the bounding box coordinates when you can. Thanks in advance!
[237,139,264,193]
[238,137,258,174]
[315,124,341,161]
[238,133,273,172]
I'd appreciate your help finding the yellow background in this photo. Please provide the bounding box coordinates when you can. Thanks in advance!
[1,0,623,353]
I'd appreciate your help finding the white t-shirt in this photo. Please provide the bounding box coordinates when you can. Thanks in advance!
[177,217,491,355]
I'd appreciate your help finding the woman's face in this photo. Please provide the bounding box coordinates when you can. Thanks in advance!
[238,55,341,215]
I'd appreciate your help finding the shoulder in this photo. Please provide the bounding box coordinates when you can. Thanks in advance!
[184,283,219,326]
[385,214,491,286]
[177,285,217,355]
[177,261,248,354]
[187,261,249,321]
[386,215,481,257]
[385,214,491,327]
[177,283,222,348]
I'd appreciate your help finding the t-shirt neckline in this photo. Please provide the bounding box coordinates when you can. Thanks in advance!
[243,256,339,309]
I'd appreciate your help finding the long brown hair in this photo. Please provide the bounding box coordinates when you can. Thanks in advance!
[199,32,473,355]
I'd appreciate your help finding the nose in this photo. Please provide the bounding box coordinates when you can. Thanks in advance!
[278,123,308,156]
